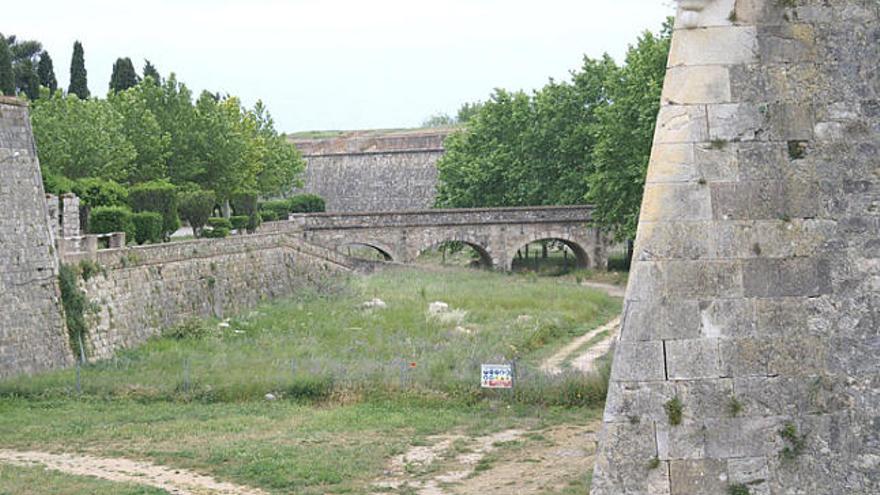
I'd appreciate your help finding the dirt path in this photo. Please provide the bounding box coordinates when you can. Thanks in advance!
[0,450,267,495]
[540,316,620,374]
[580,281,626,298]
[373,424,597,495]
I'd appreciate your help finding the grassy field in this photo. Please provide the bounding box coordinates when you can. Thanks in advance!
[0,267,621,494]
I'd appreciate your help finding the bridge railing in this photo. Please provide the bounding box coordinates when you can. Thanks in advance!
[287,205,596,230]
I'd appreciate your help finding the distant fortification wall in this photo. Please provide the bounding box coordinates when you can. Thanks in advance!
[290,128,451,212]
[63,234,352,360]
[0,97,72,378]
[593,0,880,493]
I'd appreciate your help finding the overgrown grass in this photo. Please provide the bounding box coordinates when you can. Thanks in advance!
[0,267,618,494]
[0,267,620,407]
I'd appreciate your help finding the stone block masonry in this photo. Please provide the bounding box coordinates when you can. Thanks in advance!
[0,97,73,378]
[592,0,880,494]
[290,128,451,212]
[63,233,353,360]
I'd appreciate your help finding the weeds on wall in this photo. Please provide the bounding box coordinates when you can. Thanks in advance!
[58,264,88,362]
[779,421,807,462]
[664,396,684,426]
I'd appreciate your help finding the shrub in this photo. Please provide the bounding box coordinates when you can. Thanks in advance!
[178,189,216,237]
[72,177,129,208]
[260,199,291,220]
[88,206,135,241]
[43,172,75,195]
[205,217,231,238]
[288,193,325,213]
[162,319,211,340]
[231,190,261,233]
[259,210,278,222]
[129,180,180,239]
[131,211,163,245]
[229,215,249,232]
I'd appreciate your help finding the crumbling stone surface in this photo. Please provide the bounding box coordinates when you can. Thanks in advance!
[0,98,73,377]
[593,0,880,493]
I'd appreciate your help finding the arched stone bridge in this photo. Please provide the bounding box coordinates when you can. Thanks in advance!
[270,205,609,270]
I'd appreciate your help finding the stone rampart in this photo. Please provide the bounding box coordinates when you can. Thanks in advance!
[593,1,880,493]
[0,97,73,378]
[289,129,452,212]
[62,233,353,360]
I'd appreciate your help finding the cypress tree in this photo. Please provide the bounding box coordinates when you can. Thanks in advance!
[68,41,89,98]
[0,37,13,96]
[143,59,160,83]
[109,57,140,92]
[37,50,57,93]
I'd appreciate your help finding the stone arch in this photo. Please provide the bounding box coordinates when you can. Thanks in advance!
[508,234,590,270]
[415,237,496,269]
[337,241,397,262]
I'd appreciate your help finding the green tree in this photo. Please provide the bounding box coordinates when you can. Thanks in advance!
[0,37,13,96]
[37,51,57,93]
[31,92,135,180]
[250,100,305,197]
[108,86,171,183]
[421,113,455,128]
[178,188,216,236]
[109,57,140,93]
[456,101,483,124]
[586,21,672,241]
[16,59,40,100]
[68,41,89,98]
[142,59,160,83]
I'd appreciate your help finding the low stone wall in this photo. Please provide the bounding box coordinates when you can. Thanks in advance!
[62,234,353,360]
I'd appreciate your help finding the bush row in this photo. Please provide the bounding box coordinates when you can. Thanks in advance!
[75,177,325,242]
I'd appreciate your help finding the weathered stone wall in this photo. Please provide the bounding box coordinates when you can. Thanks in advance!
[593,1,880,493]
[263,206,608,270]
[290,129,451,212]
[63,234,352,360]
[0,97,73,378]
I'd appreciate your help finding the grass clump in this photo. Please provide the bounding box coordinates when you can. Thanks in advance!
[728,483,751,495]
[779,421,807,461]
[728,395,743,417]
[664,396,684,426]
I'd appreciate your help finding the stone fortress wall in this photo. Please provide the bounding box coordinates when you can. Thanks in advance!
[0,97,73,378]
[0,97,355,376]
[63,233,353,360]
[289,128,452,212]
[592,0,880,493]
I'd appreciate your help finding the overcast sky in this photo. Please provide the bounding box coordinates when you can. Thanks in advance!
[7,0,676,133]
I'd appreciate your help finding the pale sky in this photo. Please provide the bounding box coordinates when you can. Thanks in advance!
[7,0,676,133]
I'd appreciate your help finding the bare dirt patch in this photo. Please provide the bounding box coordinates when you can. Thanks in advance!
[0,450,267,495]
[374,423,598,495]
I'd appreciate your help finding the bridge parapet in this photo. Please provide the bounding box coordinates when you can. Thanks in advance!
[294,205,595,230]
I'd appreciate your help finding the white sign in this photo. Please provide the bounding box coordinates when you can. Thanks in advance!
[481,364,513,389]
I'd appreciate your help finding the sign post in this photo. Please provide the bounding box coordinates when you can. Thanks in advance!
[481,364,513,389]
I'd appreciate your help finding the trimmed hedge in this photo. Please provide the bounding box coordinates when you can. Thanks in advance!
[229,215,249,232]
[72,177,128,208]
[88,206,135,241]
[259,210,278,222]
[129,180,180,239]
[131,211,163,245]
[178,189,216,237]
[260,200,291,220]
[289,193,325,213]
[231,190,260,233]
[205,217,232,238]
